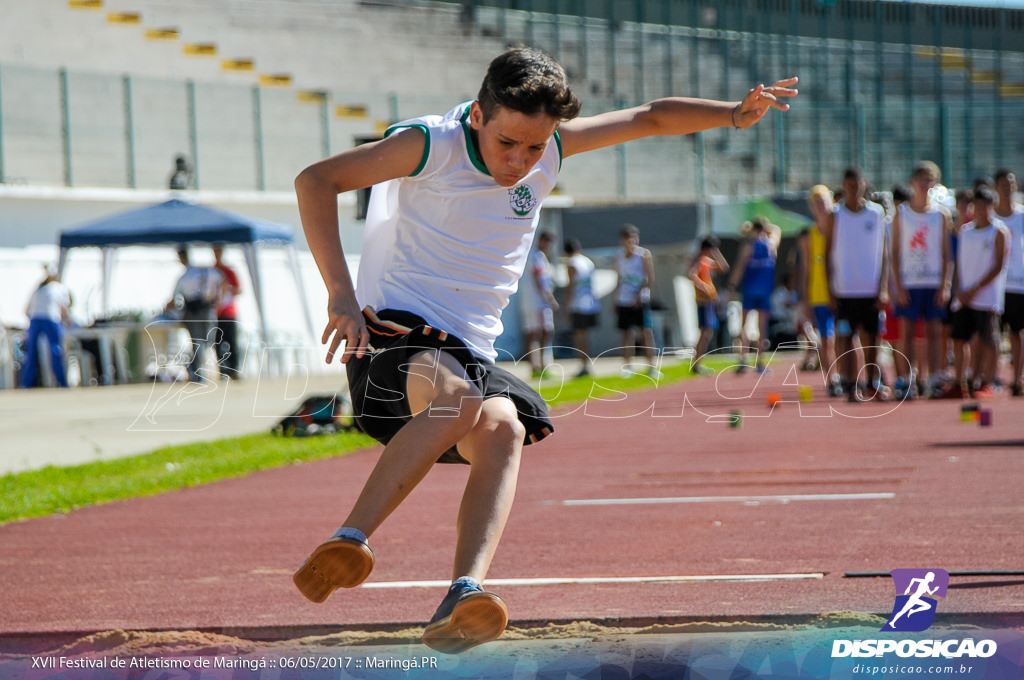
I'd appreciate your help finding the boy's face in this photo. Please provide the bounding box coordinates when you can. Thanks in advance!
[843,176,865,203]
[996,173,1017,202]
[956,199,973,224]
[470,102,559,187]
[910,173,936,200]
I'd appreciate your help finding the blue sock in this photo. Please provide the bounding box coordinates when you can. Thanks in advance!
[452,576,481,592]
[332,527,368,544]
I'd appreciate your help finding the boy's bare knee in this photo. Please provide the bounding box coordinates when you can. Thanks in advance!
[481,409,526,444]
[465,402,525,462]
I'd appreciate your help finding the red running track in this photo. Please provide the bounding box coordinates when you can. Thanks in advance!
[2,366,1023,641]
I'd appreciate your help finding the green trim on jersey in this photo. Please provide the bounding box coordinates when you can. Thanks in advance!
[459,105,491,176]
[384,124,430,177]
[458,104,565,176]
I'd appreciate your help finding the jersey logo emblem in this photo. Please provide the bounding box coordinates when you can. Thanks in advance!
[509,184,538,216]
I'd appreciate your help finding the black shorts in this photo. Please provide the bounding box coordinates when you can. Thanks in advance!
[570,311,599,330]
[1003,292,1024,334]
[951,307,1001,345]
[616,304,652,331]
[345,308,554,465]
[834,297,881,336]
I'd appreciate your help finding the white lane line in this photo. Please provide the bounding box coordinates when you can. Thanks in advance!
[361,573,824,589]
[556,492,895,507]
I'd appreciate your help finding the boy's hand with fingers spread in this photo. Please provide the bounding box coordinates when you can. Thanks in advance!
[732,77,799,129]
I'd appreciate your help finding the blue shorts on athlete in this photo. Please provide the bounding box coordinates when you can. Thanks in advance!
[812,304,835,338]
[895,288,946,321]
[697,302,719,331]
[742,292,772,312]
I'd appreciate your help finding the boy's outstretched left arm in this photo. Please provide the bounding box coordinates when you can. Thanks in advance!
[559,77,798,158]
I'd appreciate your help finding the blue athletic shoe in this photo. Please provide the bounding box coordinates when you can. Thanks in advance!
[421,581,508,654]
[894,377,907,400]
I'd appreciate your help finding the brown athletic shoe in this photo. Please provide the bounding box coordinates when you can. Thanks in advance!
[421,584,508,655]
[293,536,374,603]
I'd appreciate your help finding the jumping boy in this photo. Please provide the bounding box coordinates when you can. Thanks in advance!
[293,47,797,654]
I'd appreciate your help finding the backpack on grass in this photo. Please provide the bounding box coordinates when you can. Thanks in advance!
[273,393,356,437]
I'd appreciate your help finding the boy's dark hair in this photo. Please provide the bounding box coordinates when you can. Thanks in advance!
[844,167,863,183]
[751,216,770,233]
[891,184,912,204]
[974,185,997,205]
[620,223,640,239]
[699,235,720,250]
[564,238,583,255]
[972,176,993,191]
[994,168,1015,184]
[955,188,974,204]
[477,48,582,123]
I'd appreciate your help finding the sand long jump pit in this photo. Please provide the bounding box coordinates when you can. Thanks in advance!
[3,613,1023,679]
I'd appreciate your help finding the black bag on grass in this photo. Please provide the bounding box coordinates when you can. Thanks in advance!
[273,393,356,437]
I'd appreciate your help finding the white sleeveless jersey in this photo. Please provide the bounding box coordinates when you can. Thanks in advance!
[897,203,946,288]
[519,247,554,314]
[567,253,600,314]
[615,247,651,305]
[357,102,561,362]
[1000,205,1024,294]
[957,221,1010,313]
[830,201,887,297]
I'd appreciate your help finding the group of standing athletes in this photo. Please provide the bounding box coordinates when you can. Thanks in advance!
[794,163,1023,402]
[519,222,662,380]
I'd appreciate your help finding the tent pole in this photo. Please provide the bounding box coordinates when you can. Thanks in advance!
[101,247,115,317]
[242,243,272,376]
[57,248,69,281]
[285,245,317,368]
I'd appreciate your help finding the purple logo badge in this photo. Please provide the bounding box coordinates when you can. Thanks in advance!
[882,569,949,632]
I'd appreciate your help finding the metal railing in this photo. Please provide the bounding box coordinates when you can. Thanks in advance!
[1,7,1022,201]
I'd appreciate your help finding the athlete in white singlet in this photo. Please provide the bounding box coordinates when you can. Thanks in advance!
[293,47,798,654]
[890,161,953,398]
[826,167,889,402]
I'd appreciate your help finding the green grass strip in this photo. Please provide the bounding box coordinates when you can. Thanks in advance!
[0,430,377,525]
[0,356,729,525]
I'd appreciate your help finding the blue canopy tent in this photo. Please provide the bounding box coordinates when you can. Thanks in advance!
[56,199,315,367]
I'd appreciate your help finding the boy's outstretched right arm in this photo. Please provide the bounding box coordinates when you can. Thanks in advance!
[558,78,798,158]
[295,128,426,364]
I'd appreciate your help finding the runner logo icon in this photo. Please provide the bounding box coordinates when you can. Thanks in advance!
[882,568,949,632]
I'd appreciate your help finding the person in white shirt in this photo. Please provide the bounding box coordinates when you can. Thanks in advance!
[614,223,659,377]
[825,167,889,402]
[293,46,797,654]
[890,161,954,399]
[519,230,558,377]
[994,169,1024,397]
[20,267,72,388]
[562,238,601,377]
[944,185,1009,399]
[170,246,224,382]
